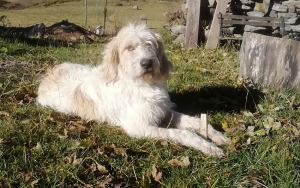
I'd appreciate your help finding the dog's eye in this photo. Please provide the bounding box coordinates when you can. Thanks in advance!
[145,42,153,47]
[127,46,135,51]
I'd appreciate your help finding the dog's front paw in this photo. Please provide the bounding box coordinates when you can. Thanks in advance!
[206,146,225,158]
[209,130,231,146]
[214,134,231,146]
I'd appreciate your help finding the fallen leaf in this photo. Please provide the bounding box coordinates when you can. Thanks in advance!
[96,162,109,175]
[151,165,162,182]
[254,129,266,136]
[273,106,285,111]
[50,112,67,123]
[19,171,33,182]
[140,175,151,188]
[96,144,141,157]
[0,182,10,188]
[167,156,190,167]
[291,125,300,136]
[278,118,288,124]
[160,140,168,147]
[95,177,113,188]
[78,138,93,149]
[90,161,109,175]
[20,87,33,94]
[263,117,281,134]
[30,179,39,187]
[0,111,9,116]
[233,120,246,131]
[221,120,228,130]
[64,153,82,166]
[243,111,254,117]
[114,147,127,157]
[180,156,191,166]
[68,121,89,132]
[57,128,68,139]
[21,119,32,124]
[246,137,251,145]
[0,138,5,144]
[246,126,255,137]
[32,142,42,151]
[257,104,266,113]
[289,96,296,109]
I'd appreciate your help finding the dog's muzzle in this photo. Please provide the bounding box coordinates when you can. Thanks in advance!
[140,59,153,72]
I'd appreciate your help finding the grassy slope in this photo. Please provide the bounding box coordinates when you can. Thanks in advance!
[1,29,300,187]
[2,0,179,29]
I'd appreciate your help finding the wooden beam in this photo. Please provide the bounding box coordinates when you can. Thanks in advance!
[205,0,230,49]
[184,0,201,49]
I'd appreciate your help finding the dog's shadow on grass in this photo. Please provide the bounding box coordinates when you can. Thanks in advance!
[169,86,264,116]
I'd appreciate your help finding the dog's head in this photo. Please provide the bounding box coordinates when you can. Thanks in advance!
[101,23,172,84]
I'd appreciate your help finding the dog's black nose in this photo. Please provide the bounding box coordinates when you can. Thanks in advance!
[141,60,153,70]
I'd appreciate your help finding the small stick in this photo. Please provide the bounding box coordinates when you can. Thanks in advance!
[201,113,208,139]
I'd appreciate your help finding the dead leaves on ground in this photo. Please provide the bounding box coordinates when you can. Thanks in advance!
[18,171,39,187]
[64,152,83,167]
[88,160,109,176]
[0,111,10,117]
[167,156,191,167]
[14,87,37,104]
[49,111,93,142]
[150,165,162,182]
[96,143,148,159]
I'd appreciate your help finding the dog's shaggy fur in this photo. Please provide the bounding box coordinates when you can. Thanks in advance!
[37,23,230,157]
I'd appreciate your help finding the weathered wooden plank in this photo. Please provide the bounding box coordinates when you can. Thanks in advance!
[184,0,201,49]
[221,20,283,27]
[218,14,282,21]
[205,0,230,49]
[239,32,300,89]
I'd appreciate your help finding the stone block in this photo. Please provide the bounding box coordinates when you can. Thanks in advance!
[247,11,265,17]
[272,4,288,12]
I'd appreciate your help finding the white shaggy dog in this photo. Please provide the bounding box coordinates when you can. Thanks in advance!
[37,23,230,157]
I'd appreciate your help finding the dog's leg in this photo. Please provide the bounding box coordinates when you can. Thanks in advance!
[123,125,225,157]
[166,111,231,146]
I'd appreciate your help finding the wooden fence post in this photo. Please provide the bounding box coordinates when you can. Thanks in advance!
[184,0,201,49]
[205,0,230,49]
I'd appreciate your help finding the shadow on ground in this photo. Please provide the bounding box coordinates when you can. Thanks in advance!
[169,85,264,116]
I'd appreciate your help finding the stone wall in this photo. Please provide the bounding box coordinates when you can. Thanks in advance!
[166,0,300,45]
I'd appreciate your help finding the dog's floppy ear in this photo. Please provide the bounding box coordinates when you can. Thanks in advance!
[155,33,172,78]
[101,37,120,82]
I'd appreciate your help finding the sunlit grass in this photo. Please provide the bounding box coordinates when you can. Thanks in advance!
[0,29,300,187]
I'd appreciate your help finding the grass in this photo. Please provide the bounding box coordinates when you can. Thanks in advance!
[1,28,300,187]
[2,0,180,30]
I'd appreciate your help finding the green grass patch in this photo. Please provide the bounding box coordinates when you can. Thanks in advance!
[1,31,300,187]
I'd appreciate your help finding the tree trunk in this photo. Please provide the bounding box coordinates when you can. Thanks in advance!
[239,32,300,89]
